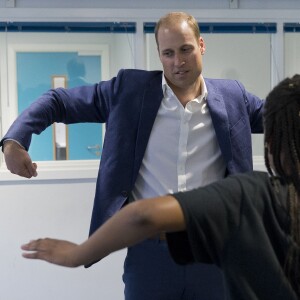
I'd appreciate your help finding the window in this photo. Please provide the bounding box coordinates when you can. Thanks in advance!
[0,22,135,163]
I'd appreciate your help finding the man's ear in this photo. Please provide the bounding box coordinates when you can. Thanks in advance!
[199,37,206,55]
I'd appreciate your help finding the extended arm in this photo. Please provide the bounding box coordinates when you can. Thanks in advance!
[21,195,185,267]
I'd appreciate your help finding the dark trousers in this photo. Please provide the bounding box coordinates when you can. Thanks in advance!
[123,239,225,300]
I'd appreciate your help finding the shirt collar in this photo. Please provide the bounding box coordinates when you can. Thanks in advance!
[162,74,208,102]
[162,75,169,97]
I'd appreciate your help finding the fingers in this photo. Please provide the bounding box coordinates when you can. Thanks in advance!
[14,163,38,179]
[25,162,38,178]
[9,162,37,179]
[21,239,43,251]
[21,238,79,267]
[15,157,38,178]
[21,239,50,260]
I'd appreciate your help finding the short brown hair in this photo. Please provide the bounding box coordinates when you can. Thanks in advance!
[154,12,200,49]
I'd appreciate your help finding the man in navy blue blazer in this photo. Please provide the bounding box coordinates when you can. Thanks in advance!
[1,12,263,300]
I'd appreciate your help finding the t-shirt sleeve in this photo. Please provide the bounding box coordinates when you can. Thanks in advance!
[166,175,244,267]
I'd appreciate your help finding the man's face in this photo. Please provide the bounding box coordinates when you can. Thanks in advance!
[157,21,205,91]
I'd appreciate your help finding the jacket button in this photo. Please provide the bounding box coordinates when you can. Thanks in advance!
[121,191,128,197]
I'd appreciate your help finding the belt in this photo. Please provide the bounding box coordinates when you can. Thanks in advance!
[148,232,166,241]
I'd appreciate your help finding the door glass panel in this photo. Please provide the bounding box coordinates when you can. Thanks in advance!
[16,51,102,161]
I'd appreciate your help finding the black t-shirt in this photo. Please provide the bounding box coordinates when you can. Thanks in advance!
[167,171,297,300]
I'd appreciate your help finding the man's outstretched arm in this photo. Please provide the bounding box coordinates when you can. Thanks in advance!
[21,195,185,267]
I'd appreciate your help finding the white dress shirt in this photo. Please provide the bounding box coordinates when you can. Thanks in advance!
[131,75,226,200]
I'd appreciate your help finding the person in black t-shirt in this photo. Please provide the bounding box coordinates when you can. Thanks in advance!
[22,75,300,300]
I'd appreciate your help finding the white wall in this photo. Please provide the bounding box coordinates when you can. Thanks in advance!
[0,177,126,300]
[0,1,298,299]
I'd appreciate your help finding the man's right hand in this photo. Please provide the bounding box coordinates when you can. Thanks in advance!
[3,140,38,178]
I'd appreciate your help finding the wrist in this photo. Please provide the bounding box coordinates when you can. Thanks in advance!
[68,244,83,268]
[3,140,24,153]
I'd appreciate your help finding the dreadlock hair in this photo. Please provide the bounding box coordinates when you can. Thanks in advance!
[264,74,300,296]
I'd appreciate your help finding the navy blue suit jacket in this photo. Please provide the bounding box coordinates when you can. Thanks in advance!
[1,69,263,239]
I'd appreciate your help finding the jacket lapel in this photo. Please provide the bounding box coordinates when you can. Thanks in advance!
[132,73,163,184]
[132,76,234,184]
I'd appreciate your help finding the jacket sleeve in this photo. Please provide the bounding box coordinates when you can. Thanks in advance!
[0,71,123,150]
[235,80,264,134]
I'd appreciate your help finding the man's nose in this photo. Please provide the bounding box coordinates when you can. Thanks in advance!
[174,54,185,66]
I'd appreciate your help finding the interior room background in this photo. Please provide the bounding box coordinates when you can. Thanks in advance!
[0,1,300,299]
